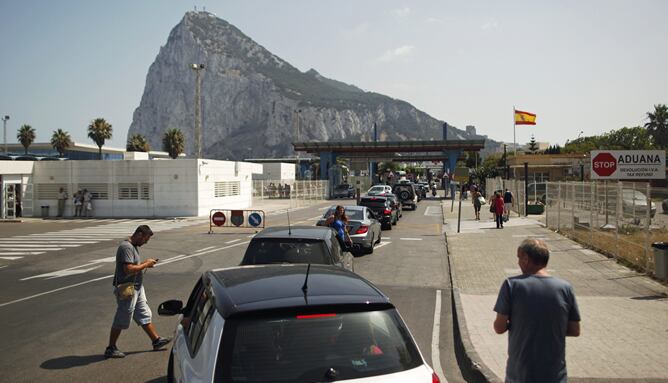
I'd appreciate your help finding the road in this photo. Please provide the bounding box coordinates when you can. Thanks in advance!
[0,198,465,383]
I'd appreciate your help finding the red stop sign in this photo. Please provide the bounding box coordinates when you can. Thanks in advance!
[212,211,226,226]
[592,152,617,177]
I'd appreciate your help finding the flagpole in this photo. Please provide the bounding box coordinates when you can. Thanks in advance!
[513,105,517,157]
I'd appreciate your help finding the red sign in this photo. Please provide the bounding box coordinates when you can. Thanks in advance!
[592,152,617,177]
[212,211,226,226]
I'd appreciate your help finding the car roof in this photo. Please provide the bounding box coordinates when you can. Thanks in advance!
[207,264,391,318]
[252,225,332,240]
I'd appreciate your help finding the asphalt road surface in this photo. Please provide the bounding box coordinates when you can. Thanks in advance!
[0,198,465,383]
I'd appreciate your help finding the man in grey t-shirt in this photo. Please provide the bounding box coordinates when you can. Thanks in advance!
[105,225,171,358]
[494,239,581,383]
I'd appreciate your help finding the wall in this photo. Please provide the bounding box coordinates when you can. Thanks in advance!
[252,162,295,181]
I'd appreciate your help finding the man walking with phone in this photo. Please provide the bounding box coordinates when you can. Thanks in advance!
[105,225,171,358]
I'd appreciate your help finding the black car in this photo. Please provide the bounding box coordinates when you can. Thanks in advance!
[240,226,353,271]
[158,265,439,382]
[358,196,397,230]
[385,193,402,220]
[392,183,418,210]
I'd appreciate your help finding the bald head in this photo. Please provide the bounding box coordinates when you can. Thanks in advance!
[518,239,550,267]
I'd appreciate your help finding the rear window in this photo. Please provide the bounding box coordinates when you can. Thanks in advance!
[241,239,330,265]
[322,208,364,220]
[335,184,350,191]
[217,308,423,382]
[360,198,387,208]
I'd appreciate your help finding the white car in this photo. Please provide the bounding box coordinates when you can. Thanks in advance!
[367,185,392,196]
[159,264,441,382]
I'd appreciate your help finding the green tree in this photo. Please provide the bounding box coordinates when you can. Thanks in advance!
[126,133,150,152]
[50,129,73,157]
[17,124,36,155]
[162,128,185,159]
[528,134,538,153]
[606,126,654,149]
[645,104,668,148]
[87,118,113,159]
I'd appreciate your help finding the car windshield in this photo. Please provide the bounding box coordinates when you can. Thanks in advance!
[368,186,386,193]
[217,308,423,382]
[622,190,647,200]
[335,184,350,190]
[323,208,364,220]
[241,239,330,265]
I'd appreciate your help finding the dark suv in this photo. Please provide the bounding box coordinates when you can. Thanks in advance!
[392,183,418,210]
[358,196,397,230]
[240,226,353,271]
[158,265,439,382]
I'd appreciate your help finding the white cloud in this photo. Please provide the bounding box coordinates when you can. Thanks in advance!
[378,45,415,62]
[481,20,499,30]
[392,6,411,18]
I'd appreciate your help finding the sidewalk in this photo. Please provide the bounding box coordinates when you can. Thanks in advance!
[443,199,668,382]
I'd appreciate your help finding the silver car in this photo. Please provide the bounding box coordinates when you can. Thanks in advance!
[317,205,382,255]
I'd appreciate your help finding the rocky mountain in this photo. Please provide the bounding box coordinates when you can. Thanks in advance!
[128,11,492,159]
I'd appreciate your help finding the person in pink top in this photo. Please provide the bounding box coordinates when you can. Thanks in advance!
[494,191,505,229]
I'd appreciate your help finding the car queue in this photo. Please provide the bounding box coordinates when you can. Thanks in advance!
[155,180,442,382]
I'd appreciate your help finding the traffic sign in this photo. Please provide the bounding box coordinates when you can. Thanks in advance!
[248,212,262,227]
[211,211,226,226]
[592,152,616,177]
[231,210,244,227]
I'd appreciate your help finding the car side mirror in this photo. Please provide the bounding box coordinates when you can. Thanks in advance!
[158,299,184,316]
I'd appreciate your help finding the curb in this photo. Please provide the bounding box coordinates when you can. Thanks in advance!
[441,201,499,383]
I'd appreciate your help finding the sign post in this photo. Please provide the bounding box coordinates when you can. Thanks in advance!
[591,150,665,180]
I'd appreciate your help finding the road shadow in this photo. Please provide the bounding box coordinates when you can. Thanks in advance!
[145,377,167,383]
[40,350,155,370]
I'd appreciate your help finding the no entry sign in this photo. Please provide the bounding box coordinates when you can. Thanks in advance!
[591,150,665,180]
[212,211,226,226]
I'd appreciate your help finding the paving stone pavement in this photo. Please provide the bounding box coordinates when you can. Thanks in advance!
[443,199,668,382]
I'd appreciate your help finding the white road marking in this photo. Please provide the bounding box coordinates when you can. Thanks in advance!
[0,239,97,244]
[0,247,65,251]
[424,206,442,216]
[195,246,215,252]
[225,239,241,244]
[432,290,446,382]
[0,244,80,248]
[309,215,324,220]
[399,238,423,241]
[374,241,392,250]
[0,256,25,260]
[247,234,256,238]
[21,257,116,280]
[0,265,7,269]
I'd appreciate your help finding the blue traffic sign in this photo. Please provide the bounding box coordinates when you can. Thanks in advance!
[248,212,262,227]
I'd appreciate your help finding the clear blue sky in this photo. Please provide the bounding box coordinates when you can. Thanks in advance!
[1,0,666,149]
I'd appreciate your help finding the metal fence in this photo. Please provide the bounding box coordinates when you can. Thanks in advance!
[486,178,668,275]
[252,180,329,204]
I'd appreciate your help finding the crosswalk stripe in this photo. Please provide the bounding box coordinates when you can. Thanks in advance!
[0,247,65,251]
[0,256,25,260]
[0,253,43,257]
[0,244,80,248]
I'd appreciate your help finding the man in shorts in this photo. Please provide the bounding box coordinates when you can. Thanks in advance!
[105,225,171,358]
[503,188,514,221]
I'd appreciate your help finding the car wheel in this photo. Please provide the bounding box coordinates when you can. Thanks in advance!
[400,190,410,200]
[167,349,175,383]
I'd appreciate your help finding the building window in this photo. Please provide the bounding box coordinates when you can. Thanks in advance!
[215,181,240,197]
[118,183,139,200]
[78,184,110,200]
[36,184,68,200]
[140,183,151,200]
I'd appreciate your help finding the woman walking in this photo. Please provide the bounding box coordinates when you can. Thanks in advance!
[494,191,505,229]
[472,187,482,220]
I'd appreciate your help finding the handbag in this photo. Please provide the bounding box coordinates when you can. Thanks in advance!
[116,272,139,300]
[478,196,486,205]
[489,200,495,213]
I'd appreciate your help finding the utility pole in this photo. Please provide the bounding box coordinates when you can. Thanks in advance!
[2,115,9,155]
[191,63,205,158]
[295,109,302,179]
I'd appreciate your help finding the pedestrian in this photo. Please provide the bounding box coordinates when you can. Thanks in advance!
[105,225,171,358]
[503,188,514,221]
[493,239,581,382]
[325,205,352,249]
[57,187,68,217]
[494,191,505,228]
[73,190,83,217]
[83,188,93,217]
[471,186,482,220]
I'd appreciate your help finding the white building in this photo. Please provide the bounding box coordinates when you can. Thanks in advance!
[0,158,262,218]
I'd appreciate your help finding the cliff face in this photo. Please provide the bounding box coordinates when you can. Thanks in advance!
[128,11,485,159]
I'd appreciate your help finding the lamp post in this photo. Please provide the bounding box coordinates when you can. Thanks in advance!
[191,63,205,158]
[2,115,9,155]
[294,109,302,179]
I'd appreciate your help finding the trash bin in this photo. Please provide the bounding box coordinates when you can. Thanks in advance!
[41,205,50,218]
[652,242,668,279]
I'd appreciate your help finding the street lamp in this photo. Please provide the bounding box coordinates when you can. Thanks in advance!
[191,63,205,158]
[294,109,302,179]
[2,115,9,155]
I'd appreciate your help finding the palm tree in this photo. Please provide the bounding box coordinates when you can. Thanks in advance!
[645,104,668,148]
[50,129,73,157]
[17,124,36,155]
[126,133,150,152]
[162,128,185,159]
[87,118,113,159]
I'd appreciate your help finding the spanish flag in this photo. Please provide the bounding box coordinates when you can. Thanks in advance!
[514,110,536,125]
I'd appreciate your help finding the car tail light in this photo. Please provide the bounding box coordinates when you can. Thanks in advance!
[296,313,336,319]
[355,225,368,234]
[383,209,392,215]
[432,372,441,383]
